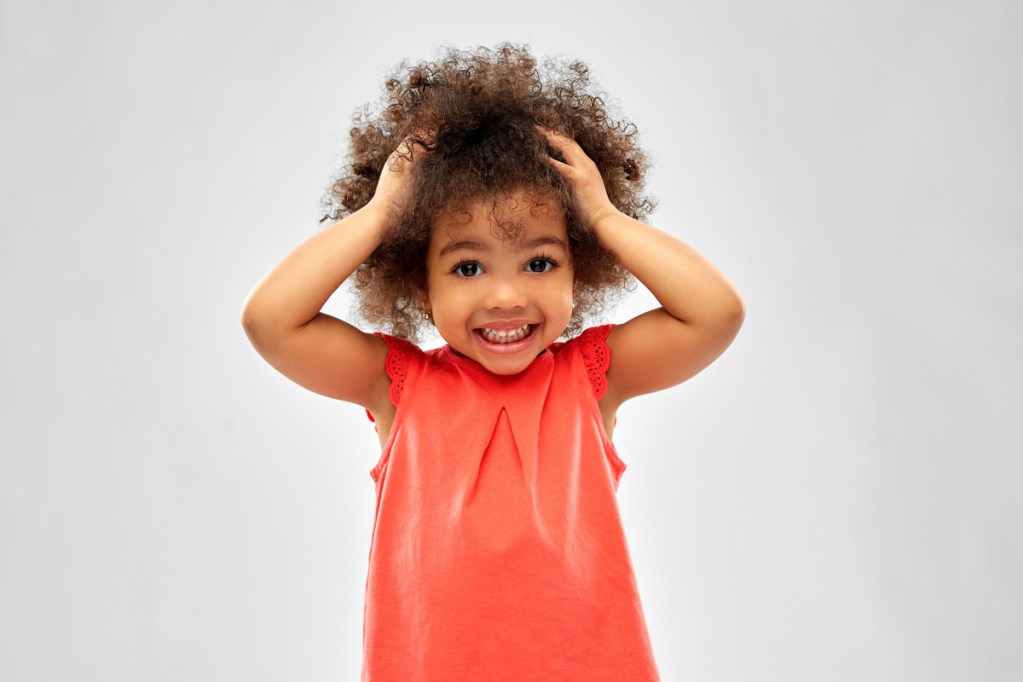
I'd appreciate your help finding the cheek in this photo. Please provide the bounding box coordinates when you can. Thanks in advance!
[550,279,576,324]
[559,295,575,323]
[427,285,471,328]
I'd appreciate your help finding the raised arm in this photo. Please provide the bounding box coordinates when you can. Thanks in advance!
[541,128,745,410]
[240,144,415,415]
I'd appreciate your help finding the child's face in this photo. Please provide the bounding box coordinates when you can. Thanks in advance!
[424,190,575,375]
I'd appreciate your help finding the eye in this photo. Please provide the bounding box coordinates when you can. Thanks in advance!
[452,261,483,277]
[526,257,557,273]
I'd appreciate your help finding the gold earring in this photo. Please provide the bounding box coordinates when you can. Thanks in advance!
[423,310,431,321]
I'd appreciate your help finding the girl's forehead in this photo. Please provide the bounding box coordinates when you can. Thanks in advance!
[433,190,565,232]
[430,196,568,252]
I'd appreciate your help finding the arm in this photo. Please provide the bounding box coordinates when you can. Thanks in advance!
[541,129,745,410]
[240,144,415,414]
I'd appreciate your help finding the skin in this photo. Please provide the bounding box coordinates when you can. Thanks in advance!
[241,134,745,448]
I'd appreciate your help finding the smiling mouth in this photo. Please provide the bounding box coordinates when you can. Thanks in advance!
[476,324,535,344]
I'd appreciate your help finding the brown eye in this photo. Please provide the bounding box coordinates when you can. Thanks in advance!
[527,258,556,273]
[453,261,482,277]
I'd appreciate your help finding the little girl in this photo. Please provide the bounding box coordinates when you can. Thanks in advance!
[242,44,744,681]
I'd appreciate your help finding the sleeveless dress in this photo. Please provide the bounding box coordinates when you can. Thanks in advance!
[362,325,660,681]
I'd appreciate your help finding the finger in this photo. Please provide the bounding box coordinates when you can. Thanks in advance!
[387,140,421,174]
[389,136,429,172]
[536,125,568,152]
[385,153,407,174]
[543,154,576,181]
[390,139,412,163]
[536,125,590,167]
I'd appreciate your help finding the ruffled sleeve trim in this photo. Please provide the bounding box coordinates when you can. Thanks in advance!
[576,324,613,400]
[376,332,419,406]
[365,333,420,426]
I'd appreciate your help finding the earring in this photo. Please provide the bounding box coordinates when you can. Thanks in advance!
[423,310,431,321]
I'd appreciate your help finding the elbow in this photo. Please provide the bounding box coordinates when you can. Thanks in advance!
[731,296,746,325]
[240,304,281,354]
[240,291,270,338]
[715,293,745,336]
[240,295,257,331]
[725,286,746,323]
[240,305,263,345]
[240,306,257,336]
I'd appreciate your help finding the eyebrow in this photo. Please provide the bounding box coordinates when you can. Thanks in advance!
[437,235,568,257]
[438,239,485,256]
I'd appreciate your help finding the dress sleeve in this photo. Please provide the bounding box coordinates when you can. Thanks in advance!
[364,333,420,424]
[576,324,613,400]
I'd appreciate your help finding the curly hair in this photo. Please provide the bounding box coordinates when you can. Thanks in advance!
[319,43,655,342]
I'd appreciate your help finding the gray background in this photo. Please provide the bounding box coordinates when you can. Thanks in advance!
[2,0,1021,680]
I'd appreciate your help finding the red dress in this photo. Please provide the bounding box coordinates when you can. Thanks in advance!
[362,325,660,681]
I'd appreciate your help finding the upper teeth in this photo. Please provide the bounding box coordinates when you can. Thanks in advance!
[481,324,530,343]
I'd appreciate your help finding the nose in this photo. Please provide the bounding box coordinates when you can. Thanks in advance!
[484,275,527,310]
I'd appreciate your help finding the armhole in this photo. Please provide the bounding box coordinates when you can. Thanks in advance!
[366,333,422,483]
[576,324,626,486]
[577,324,613,399]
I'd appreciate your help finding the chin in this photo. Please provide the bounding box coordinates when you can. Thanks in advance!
[482,359,533,376]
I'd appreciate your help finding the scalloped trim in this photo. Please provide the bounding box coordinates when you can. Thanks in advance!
[577,324,612,399]
[375,332,419,407]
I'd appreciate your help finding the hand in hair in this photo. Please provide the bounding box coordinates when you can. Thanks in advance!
[367,137,426,214]
[538,126,621,232]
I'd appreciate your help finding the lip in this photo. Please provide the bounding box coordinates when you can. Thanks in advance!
[473,323,540,355]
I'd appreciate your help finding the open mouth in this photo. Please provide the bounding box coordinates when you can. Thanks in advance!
[475,323,536,345]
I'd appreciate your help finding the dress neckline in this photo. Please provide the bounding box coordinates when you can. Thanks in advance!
[439,344,555,376]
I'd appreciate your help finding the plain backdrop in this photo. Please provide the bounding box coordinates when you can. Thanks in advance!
[2,0,1021,680]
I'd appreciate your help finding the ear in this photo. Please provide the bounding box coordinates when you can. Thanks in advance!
[415,288,431,315]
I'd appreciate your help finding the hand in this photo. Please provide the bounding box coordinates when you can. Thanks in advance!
[366,137,423,213]
[537,126,622,231]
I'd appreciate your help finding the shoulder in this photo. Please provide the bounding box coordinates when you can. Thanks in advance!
[552,324,613,399]
[552,324,612,353]
[375,333,427,405]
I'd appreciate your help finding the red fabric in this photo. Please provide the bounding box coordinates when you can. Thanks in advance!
[362,325,660,681]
